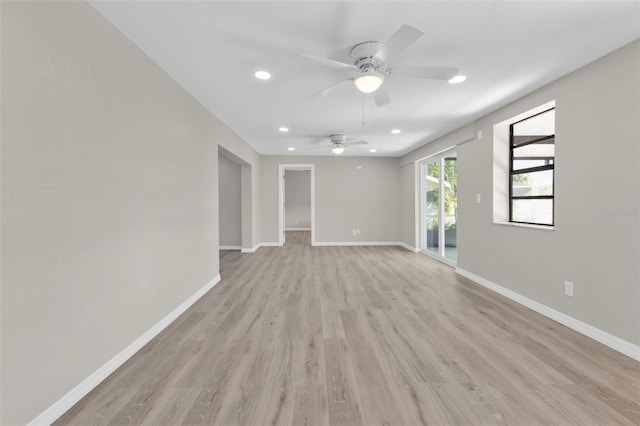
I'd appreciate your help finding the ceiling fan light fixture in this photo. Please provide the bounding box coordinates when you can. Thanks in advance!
[332,146,345,155]
[353,69,384,93]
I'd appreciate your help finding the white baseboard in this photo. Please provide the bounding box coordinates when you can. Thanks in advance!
[310,241,421,252]
[456,268,640,362]
[312,241,400,247]
[284,227,311,231]
[420,249,456,267]
[29,275,222,426]
[240,242,282,253]
[398,242,420,252]
[220,245,241,251]
[241,244,260,253]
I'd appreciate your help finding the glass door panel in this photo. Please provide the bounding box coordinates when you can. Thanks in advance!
[425,160,440,255]
[443,157,457,262]
[421,151,457,264]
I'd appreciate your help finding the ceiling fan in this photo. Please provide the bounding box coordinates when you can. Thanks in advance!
[315,134,368,155]
[301,24,462,107]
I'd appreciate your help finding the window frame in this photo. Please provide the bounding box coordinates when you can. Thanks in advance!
[508,107,555,226]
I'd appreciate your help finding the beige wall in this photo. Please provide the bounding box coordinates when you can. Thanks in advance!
[218,154,242,247]
[0,2,256,424]
[399,164,419,249]
[260,156,401,244]
[400,40,640,345]
[2,2,637,424]
[284,170,311,229]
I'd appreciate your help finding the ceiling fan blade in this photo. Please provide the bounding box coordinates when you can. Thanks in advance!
[373,25,424,63]
[310,78,352,99]
[345,140,369,146]
[373,87,391,107]
[298,54,358,71]
[392,66,459,80]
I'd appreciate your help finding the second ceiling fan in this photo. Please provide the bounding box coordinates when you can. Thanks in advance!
[301,24,462,107]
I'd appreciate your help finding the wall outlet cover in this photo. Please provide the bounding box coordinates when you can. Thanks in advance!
[564,281,574,297]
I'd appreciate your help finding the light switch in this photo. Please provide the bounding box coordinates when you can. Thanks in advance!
[476,193,482,204]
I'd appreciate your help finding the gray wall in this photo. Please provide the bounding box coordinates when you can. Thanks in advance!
[0,2,257,424]
[218,154,242,247]
[260,156,401,243]
[285,170,311,229]
[2,2,637,424]
[400,40,640,346]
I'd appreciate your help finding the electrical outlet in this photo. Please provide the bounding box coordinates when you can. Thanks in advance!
[352,229,357,236]
[564,281,574,297]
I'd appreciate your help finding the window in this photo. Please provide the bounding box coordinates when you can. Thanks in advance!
[509,108,555,226]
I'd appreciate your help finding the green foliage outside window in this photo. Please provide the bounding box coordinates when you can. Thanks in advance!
[425,158,457,230]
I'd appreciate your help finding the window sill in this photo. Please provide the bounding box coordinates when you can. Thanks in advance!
[493,221,555,231]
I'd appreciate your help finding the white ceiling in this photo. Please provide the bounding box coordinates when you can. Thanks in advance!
[90,1,640,157]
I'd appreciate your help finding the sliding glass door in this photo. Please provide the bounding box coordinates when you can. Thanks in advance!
[421,151,457,263]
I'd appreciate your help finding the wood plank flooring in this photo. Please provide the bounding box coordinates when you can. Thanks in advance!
[55,231,640,425]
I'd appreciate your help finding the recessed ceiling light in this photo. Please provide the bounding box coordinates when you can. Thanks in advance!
[369,149,377,153]
[254,70,271,80]
[391,129,401,134]
[279,127,289,132]
[448,75,466,84]
[288,147,295,151]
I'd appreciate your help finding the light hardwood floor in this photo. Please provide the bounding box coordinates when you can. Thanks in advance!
[56,231,639,425]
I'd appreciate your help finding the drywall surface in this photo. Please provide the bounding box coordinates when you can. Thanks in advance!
[1,2,254,424]
[260,156,401,244]
[219,154,242,246]
[285,170,311,229]
[399,164,419,249]
[401,40,640,345]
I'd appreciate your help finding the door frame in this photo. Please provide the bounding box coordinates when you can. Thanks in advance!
[419,149,457,266]
[278,164,315,246]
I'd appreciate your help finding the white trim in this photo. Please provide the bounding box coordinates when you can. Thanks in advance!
[28,275,222,426]
[493,221,555,231]
[421,249,456,267]
[241,244,261,253]
[456,268,640,362]
[258,241,416,251]
[278,164,316,247]
[414,144,458,164]
[418,148,458,263]
[399,241,420,252]
[219,245,241,250]
[312,241,409,248]
[284,227,311,231]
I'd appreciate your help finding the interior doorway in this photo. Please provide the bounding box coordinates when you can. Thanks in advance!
[218,153,242,250]
[278,164,315,246]
[218,146,253,253]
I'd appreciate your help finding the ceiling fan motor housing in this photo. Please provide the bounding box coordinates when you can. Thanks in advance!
[329,134,347,144]
[350,41,385,71]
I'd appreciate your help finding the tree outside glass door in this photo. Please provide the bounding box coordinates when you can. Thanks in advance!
[422,152,457,263]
